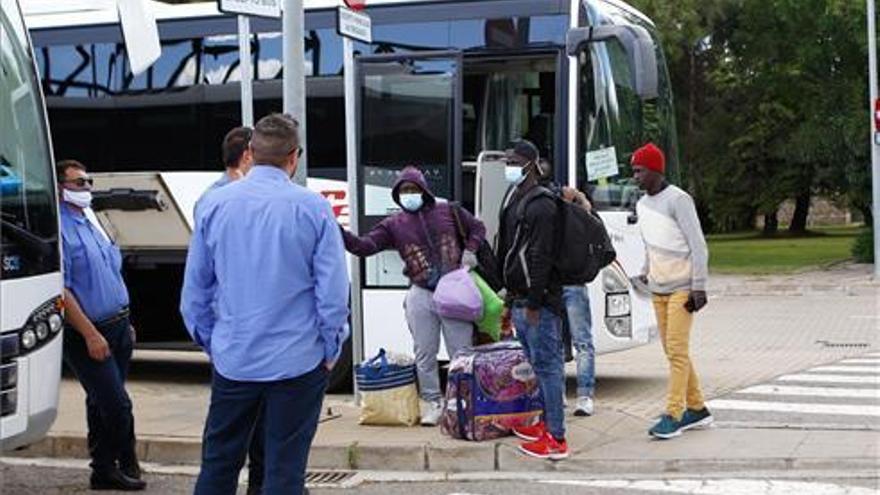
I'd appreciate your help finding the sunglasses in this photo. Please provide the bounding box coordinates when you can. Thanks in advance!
[287,145,304,158]
[63,177,94,187]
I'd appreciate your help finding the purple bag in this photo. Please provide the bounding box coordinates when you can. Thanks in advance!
[440,342,544,441]
[432,268,483,321]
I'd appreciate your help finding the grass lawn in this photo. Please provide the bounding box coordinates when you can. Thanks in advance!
[707,226,865,275]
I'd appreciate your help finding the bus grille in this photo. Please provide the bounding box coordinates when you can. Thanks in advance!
[1,332,19,417]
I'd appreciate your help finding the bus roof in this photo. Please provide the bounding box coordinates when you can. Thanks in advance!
[21,0,486,30]
[22,0,653,34]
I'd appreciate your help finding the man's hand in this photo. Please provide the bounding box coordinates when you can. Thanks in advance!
[324,360,336,372]
[525,307,541,326]
[85,332,111,361]
[500,307,513,339]
[561,186,591,211]
[685,290,708,313]
[461,249,479,269]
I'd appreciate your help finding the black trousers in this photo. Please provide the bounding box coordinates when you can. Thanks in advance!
[63,316,137,473]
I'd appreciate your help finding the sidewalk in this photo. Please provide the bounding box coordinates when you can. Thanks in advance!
[15,382,880,474]
[10,268,880,475]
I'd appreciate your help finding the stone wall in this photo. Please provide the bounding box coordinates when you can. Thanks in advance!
[754,196,861,229]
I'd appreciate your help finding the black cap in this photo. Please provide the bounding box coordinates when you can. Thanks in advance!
[508,139,540,163]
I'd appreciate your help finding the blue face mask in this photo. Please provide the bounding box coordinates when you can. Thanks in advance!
[505,165,527,185]
[399,193,423,212]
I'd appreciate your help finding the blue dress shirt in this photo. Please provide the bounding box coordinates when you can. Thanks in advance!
[60,203,130,322]
[180,165,351,381]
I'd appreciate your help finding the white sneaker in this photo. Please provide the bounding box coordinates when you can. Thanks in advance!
[420,401,443,426]
[574,396,594,417]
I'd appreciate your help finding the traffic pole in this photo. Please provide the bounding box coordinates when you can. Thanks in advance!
[343,34,364,401]
[237,15,253,127]
[283,0,308,186]
[869,0,880,277]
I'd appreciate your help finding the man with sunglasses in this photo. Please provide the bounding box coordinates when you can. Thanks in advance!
[57,159,146,491]
[181,114,348,495]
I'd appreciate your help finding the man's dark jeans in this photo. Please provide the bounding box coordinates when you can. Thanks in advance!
[195,365,327,495]
[63,316,136,474]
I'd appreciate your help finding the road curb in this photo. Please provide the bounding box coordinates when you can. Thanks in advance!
[12,433,880,475]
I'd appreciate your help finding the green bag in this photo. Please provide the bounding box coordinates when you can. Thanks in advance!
[470,271,504,342]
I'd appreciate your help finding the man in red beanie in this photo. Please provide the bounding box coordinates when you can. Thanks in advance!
[631,142,713,440]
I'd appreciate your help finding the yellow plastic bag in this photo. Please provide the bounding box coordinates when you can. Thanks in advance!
[358,383,420,426]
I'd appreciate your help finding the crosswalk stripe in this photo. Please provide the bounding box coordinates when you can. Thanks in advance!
[777,374,880,384]
[811,366,880,374]
[838,358,880,365]
[737,385,880,399]
[542,479,879,495]
[706,399,880,416]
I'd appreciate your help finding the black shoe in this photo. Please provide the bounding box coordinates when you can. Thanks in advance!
[90,468,147,491]
[119,461,142,480]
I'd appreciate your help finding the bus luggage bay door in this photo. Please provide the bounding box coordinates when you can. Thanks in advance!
[353,51,463,359]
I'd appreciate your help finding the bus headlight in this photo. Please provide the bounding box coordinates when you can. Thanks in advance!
[605,317,632,338]
[21,329,37,350]
[35,322,49,340]
[48,314,63,333]
[602,265,629,292]
[606,293,631,317]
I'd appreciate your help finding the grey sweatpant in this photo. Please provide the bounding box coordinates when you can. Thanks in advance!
[404,285,473,403]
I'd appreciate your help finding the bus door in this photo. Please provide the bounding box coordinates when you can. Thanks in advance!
[353,51,463,358]
[566,23,664,351]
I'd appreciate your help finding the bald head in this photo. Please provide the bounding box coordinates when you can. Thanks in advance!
[250,113,300,168]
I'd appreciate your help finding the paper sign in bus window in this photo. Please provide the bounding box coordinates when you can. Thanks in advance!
[586,147,619,181]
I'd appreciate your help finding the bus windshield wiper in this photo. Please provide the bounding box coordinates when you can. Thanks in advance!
[0,217,56,258]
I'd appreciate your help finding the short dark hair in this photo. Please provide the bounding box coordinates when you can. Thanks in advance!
[56,159,86,182]
[251,114,300,168]
[221,126,253,169]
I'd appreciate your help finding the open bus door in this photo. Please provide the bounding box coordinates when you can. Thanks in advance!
[351,51,463,362]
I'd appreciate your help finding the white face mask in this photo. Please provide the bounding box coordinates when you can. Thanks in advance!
[399,193,424,212]
[63,188,92,209]
[505,165,527,185]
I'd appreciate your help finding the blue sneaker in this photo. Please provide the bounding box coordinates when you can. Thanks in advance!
[649,414,683,439]
[680,407,714,431]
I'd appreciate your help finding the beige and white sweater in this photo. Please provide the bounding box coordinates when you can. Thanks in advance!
[636,185,709,294]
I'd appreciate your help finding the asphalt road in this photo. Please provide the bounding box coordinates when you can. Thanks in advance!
[2,461,878,495]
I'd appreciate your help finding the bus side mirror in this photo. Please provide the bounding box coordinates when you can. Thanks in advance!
[566,25,659,100]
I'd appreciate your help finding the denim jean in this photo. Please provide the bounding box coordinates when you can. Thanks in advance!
[653,292,705,420]
[512,304,565,439]
[195,365,327,495]
[562,285,595,398]
[63,316,136,474]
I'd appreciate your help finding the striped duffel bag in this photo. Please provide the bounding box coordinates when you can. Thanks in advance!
[356,349,420,426]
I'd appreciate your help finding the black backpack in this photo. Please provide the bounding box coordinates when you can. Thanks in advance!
[516,186,616,285]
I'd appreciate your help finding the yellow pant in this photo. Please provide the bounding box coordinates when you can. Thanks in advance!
[653,291,705,420]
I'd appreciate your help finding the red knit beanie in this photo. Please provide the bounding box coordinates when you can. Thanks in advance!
[631,143,665,174]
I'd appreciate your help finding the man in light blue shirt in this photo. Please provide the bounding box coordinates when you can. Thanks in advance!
[181,114,350,495]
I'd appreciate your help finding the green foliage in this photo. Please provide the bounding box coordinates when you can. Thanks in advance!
[628,0,871,232]
[852,229,875,263]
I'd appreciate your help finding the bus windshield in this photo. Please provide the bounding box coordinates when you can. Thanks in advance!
[0,7,59,280]
[575,14,678,211]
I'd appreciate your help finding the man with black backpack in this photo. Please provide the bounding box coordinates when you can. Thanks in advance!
[497,140,568,460]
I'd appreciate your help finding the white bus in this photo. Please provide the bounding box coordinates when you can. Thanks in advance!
[0,0,63,450]
[24,0,676,389]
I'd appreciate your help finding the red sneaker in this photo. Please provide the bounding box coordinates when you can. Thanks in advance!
[512,421,546,442]
[519,431,569,460]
